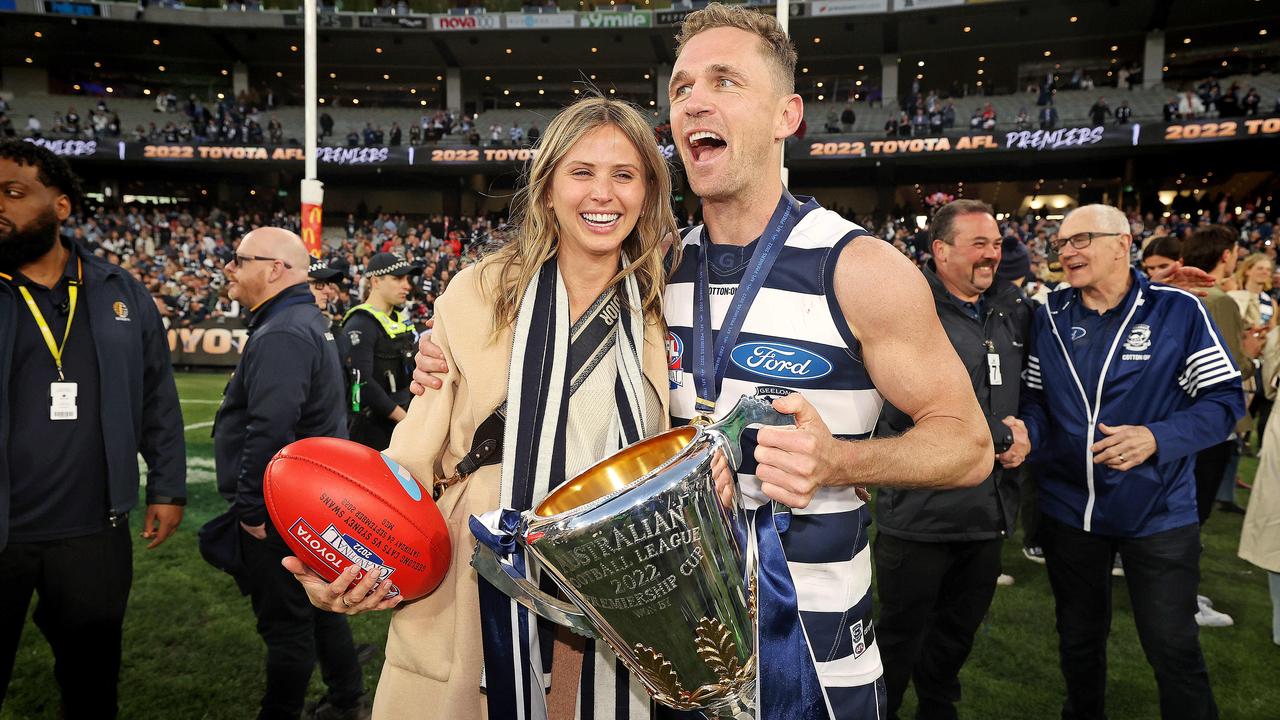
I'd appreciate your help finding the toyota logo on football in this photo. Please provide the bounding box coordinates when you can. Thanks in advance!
[730,342,833,381]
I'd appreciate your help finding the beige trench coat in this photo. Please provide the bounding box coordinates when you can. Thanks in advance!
[1240,330,1280,574]
[372,260,672,718]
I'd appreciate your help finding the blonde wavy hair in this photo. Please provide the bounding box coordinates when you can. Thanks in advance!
[484,96,679,330]
[1235,252,1274,292]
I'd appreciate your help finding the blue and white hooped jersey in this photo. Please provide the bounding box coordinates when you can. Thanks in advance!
[1260,291,1274,326]
[665,200,885,716]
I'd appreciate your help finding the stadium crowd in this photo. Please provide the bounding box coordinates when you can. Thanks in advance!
[58,187,1280,338]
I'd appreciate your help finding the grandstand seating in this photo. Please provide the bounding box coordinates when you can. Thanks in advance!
[9,72,1279,147]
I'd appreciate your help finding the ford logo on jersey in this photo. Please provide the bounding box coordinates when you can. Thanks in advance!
[730,342,833,381]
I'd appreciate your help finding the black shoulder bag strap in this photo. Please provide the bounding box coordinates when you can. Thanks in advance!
[433,288,622,499]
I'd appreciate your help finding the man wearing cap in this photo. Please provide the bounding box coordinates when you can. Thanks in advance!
[342,253,419,450]
[874,199,1032,720]
[307,258,344,317]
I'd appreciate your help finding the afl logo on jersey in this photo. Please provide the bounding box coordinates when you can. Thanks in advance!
[667,332,684,389]
[112,300,131,321]
[730,342,832,381]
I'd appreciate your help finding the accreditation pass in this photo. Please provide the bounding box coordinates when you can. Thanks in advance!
[50,381,78,421]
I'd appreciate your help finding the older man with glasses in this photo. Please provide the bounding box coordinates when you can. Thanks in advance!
[215,228,370,720]
[1017,204,1244,720]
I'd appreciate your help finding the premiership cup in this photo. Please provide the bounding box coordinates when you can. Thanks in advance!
[471,395,793,717]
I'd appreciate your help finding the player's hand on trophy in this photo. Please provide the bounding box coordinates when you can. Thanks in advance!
[996,416,1031,469]
[753,393,839,509]
[410,321,449,395]
[282,557,403,615]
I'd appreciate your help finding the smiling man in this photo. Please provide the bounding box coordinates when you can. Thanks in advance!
[1018,204,1244,720]
[663,5,990,718]
[409,7,991,718]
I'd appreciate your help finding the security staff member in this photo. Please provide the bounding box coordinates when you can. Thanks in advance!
[342,252,419,450]
[874,200,1031,720]
[0,141,185,718]
[215,227,366,720]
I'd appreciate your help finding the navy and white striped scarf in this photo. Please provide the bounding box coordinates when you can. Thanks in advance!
[477,256,651,720]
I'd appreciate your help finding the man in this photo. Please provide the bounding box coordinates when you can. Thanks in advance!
[1088,97,1111,126]
[1039,101,1058,131]
[1181,224,1262,528]
[414,5,992,717]
[308,257,344,317]
[0,140,185,718]
[874,200,1031,720]
[214,228,367,720]
[342,253,418,450]
[1019,204,1244,720]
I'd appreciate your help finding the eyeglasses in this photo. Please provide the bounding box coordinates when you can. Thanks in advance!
[229,253,292,269]
[1050,231,1122,252]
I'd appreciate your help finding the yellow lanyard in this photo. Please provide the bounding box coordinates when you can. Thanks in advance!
[15,258,82,381]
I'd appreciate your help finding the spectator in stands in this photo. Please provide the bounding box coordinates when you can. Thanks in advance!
[825,106,840,133]
[509,122,524,146]
[25,115,41,138]
[912,109,929,136]
[319,111,333,140]
[1015,108,1031,131]
[1218,83,1241,118]
[1115,100,1133,125]
[981,102,996,131]
[1180,90,1206,119]
[841,103,856,132]
[1244,88,1262,116]
[489,122,502,146]
[408,123,421,145]
[929,107,944,134]
[942,101,956,129]
[527,123,540,145]
[1089,97,1111,126]
[389,122,402,147]
[1140,234,1182,278]
[896,111,912,137]
[1164,96,1179,122]
[1038,101,1059,131]
[970,107,983,131]
[884,114,898,137]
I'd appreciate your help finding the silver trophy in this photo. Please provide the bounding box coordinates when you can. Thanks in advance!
[472,396,793,717]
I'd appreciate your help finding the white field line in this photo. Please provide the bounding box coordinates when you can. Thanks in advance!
[184,420,215,431]
[137,454,218,484]
[180,399,222,404]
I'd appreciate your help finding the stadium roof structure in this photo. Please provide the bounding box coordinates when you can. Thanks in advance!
[3,0,1276,111]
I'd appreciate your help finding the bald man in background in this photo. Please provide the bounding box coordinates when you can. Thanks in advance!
[214,228,369,720]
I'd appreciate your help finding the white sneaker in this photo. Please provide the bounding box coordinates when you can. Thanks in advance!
[1195,605,1234,627]
[996,573,1015,586]
[1111,556,1125,577]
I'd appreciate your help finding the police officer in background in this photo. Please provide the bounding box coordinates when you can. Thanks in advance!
[0,140,185,718]
[342,253,419,450]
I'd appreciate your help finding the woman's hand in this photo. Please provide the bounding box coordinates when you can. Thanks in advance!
[282,557,403,615]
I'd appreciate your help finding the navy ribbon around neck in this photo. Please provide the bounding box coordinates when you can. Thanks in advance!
[692,191,801,417]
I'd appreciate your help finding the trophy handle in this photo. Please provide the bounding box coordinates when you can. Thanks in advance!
[706,395,796,469]
[471,543,598,639]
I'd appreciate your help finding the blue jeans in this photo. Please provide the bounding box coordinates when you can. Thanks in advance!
[1040,518,1217,720]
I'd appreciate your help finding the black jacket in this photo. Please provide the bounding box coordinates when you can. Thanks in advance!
[214,283,347,526]
[875,266,1032,542]
[0,242,186,551]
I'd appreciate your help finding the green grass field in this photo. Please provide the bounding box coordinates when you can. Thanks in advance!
[3,371,1278,719]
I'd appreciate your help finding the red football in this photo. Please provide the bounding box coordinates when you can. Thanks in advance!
[264,437,451,601]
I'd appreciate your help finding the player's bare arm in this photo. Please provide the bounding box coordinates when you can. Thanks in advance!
[755,236,991,497]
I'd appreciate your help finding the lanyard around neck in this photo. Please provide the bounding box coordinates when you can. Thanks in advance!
[16,257,83,381]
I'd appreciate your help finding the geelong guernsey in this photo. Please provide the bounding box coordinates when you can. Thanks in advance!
[665,199,885,716]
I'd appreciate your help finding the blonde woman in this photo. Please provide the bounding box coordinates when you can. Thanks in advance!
[1233,253,1275,328]
[285,97,682,719]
